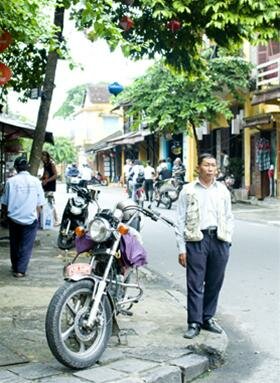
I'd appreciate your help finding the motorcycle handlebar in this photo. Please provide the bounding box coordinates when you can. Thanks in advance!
[121,205,176,228]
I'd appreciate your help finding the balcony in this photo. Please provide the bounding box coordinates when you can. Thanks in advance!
[256,58,280,89]
[252,58,280,105]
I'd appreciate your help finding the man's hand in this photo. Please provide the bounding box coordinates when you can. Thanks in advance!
[178,252,187,267]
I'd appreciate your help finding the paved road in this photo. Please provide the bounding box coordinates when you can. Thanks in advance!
[55,184,280,382]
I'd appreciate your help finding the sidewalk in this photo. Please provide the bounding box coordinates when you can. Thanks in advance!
[0,228,227,383]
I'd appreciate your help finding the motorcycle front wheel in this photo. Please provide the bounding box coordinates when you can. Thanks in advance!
[45,279,112,369]
[57,233,74,250]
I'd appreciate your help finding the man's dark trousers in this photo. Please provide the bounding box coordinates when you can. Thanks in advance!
[8,218,38,274]
[186,232,230,324]
[144,179,154,201]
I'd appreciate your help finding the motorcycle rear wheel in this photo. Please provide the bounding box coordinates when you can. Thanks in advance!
[45,279,112,369]
[161,194,172,209]
[101,179,108,186]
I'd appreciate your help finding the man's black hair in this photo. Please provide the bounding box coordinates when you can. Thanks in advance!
[14,156,29,172]
[198,153,216,165]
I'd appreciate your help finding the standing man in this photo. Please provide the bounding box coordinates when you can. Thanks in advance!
[123,158,132,193]
[221,150,230,175]
[1,156,45,278]
[41,151,59,225]
[79,163,93,187]
[176,153,234,339]
[144,160,155,203]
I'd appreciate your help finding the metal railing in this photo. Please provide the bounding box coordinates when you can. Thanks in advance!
[256,58,280,89]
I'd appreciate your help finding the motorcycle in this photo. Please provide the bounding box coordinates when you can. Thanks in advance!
[153,179,173,209]
[57,186,99,250]
[217,173,237,204]
[66,175,82,193]
[90,171,108,186]
[168,178,186,202]
[46,199,178,369]
[135,185,145,208]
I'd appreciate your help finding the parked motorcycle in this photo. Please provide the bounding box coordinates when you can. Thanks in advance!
[217,173,237,204]
[90,171,108,186]
[46,199,178,369]
[57,186,99,250]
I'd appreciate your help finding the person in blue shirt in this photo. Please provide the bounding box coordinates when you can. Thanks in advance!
[1,156,45,278]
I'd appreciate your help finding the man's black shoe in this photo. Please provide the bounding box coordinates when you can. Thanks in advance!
[202,319,223,334]
[183,323,201,339]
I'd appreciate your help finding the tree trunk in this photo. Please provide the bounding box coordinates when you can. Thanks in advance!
[190,120,199,158]
[29,4,64,176]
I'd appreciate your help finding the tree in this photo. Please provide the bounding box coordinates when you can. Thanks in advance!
[0,0,279,174]
[0,0,55,101]
[115,54,252,151]
[21,136,77,164]
[73,0,280,72]
[28,2,65,175]
[43,136,77,164]
[54,84,87,119]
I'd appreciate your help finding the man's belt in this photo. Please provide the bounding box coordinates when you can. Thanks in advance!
[201,226,217,236]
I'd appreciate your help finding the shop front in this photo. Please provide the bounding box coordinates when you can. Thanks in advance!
[0,115,54,186]
[244,112,280,199]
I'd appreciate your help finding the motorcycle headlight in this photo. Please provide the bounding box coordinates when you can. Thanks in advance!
[89,218,111,242]
[70,206,83,215]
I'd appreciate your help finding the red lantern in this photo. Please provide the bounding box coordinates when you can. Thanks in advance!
[167,20,181,33]
[0,31,13,52]
[0,62,12,86]
[120,16,134,31]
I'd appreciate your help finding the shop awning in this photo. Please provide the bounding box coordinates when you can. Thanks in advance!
[243,112,280,128]
[0,115,54,144]
[86,130,122,153]
[107,130,152,146]
[251,86,280,106]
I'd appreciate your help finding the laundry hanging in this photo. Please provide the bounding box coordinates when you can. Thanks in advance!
[256,137,271,171]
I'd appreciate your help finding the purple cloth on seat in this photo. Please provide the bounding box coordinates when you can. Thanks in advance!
[75,234,95,254]
[120,233,148,267]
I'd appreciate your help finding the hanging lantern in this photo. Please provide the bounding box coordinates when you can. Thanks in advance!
[171,141,182,155]
[108,82,124,96]
[120,16,134,31]
[167,20,181,33]
[0,31,13,52]
[0,62,12,86]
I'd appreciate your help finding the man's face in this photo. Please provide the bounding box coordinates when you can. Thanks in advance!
[198,157,217,180]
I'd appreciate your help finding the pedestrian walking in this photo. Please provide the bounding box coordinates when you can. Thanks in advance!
[166,157,173,172]
[158,162,172,180]
[123,158,132,193]
[1,156,45,278]
[130,160,145,202]
[176,153,234,339]
[41,151,59,225]
[172,157,185,182]
[221,150,230,175]
[79,163,92,187]
[144,160,155,202]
